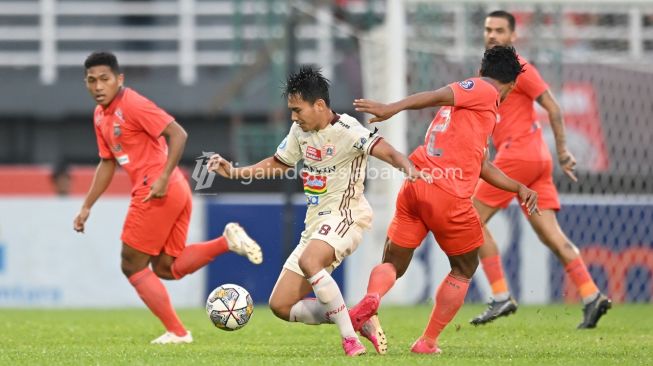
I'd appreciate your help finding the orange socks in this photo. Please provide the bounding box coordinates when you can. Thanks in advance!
[481,255,510,301]
[421,274,470,346]
[128,268,187,336]
[171,236,228,279]
[367,263,397,297]
[565,257,600,304]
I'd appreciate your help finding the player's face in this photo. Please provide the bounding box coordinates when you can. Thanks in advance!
[287,94,325,132]
[84,66,124,107]
[484,17,516,49]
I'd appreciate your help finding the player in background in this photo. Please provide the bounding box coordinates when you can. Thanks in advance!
[73,51,263,344]
[348,46,539,355]
[470,11,611,328]
[208,66,430,356]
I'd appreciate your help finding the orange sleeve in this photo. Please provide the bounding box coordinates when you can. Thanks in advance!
[450,78,495,110]
[516,63,549,100]
[93,111,112,159]
[124,92,175,138]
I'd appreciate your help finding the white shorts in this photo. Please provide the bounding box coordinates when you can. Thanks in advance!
[283,214,366,276]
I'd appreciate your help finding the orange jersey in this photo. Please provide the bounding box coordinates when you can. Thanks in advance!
[493,55,550,161]
[93,87,183,194]
[410,78,499,199]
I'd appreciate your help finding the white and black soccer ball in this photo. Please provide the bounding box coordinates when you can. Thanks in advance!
[206,284,254,331]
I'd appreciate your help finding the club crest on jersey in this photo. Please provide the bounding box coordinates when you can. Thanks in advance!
[458,79,475,90]
[305,146,322,161]
[113,124,121,137]
[302,172,327,195]
[322,144,336,160]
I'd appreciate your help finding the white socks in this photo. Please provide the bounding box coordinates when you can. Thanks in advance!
[307,269,356,339]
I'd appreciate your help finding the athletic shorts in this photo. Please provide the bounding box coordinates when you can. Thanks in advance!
[284,214,366,276]
[387,179,483,256]
[474,157,560,215]
[121,179,192,257]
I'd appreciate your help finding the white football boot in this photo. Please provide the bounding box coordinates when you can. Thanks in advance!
[224,223,263,264]
[150,331,193,344]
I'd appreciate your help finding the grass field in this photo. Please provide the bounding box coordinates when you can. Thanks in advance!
[1,304,651,365]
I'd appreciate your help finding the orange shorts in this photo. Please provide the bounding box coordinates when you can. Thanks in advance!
[387,179,484,256]
[474,157,560,215]
[121,179,192,257]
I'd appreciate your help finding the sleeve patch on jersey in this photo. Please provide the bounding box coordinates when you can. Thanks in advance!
[458,79,475,90]
[277,137,288,150]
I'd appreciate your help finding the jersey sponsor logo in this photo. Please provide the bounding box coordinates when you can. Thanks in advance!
[302,172,327,195]
[305,146,322,161]
[304,165,336,174]
[337,120,350,129]
[353,137,367,150]
[112,144,122,152]
[277,137,288,150]
[306,195,320,205]
[458,79,475,90]
[323,144,336,160]
[113,124,122,137]
[116,154,130,165]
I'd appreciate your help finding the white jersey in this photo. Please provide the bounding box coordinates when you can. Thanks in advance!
[275,113,382,229]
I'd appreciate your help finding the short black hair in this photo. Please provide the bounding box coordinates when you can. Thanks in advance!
[479,45,523,84]
[84,51,120,74]
[487,10,516,32]
[283,65,331,106]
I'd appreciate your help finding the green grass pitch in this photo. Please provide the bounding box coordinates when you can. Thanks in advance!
[1,304,651,365]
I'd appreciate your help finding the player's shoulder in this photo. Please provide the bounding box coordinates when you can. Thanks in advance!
[335,113,364,129]
[120,87,156,110]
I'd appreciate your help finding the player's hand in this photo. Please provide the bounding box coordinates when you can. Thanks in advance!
[517,184,541,216]
[143,176,168,202]
[73,207,90,233]
[557,147,578,182]
[353,99,397,123]
[207,154,234,178]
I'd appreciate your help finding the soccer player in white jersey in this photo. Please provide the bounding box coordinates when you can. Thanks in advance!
[208,66,429,356]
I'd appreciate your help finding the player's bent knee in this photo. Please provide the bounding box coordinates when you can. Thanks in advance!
[152,265,175,280]
[268,296,291,321]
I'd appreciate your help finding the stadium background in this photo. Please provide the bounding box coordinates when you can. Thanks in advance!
[0,0,651,310]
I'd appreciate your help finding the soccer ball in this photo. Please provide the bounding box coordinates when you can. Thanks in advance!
[206,284,254,331]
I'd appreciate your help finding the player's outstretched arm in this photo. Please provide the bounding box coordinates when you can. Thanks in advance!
[208,155,293,180]
[74,158,116,233]
[354,86,454,123]
[480,159,540,216]
[537,90,577,182]
[370,139,432,183]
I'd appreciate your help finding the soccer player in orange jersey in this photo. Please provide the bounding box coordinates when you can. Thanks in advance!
[348,46,538,354]
[72,52,263,344]
[470,11,611,328]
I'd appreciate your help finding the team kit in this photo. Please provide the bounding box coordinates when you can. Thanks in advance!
[74,10,611,357]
